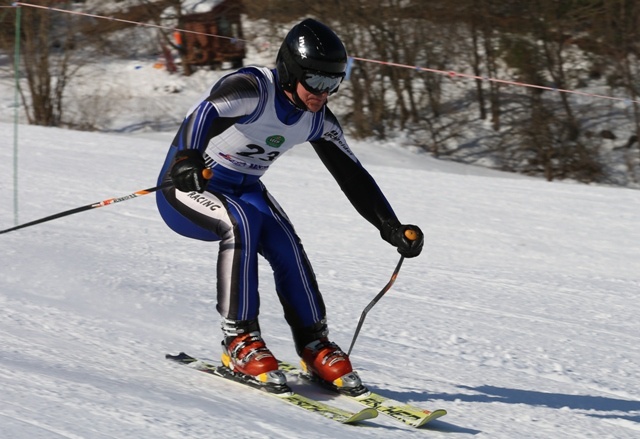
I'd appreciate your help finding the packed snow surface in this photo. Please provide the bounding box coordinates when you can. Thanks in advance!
[1,120,639,438]
[1,10,640,435]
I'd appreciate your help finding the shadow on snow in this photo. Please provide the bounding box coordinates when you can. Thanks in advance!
[373,383,639,427]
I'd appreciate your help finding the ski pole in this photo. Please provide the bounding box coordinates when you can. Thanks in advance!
[0,169,213,235]
[347,229,418,356]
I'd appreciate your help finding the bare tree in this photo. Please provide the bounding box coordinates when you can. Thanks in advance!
[3,0,637,184]
[2,1,84,127]
[594,0,640,183]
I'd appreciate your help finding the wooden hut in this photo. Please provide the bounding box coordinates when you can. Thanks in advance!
[178,0,245,71]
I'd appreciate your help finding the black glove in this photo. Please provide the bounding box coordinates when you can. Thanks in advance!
[381,219,424,258]
[170,149,207,193]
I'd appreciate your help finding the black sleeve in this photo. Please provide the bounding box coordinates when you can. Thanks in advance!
[310,137,398,231]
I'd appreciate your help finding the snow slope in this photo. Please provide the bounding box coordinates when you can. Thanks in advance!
[1,121,639,438]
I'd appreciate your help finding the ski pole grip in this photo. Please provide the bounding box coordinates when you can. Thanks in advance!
[404,229,418,241]
[202,168,213,180]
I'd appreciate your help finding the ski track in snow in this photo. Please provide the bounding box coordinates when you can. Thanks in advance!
[1,122,639,438]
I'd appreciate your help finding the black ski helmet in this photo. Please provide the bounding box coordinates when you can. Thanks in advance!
[276,18,347,98]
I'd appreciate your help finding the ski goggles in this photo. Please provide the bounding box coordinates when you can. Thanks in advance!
[301,71,344,95]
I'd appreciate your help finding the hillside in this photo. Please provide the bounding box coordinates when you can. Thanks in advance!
[1,122,639,438]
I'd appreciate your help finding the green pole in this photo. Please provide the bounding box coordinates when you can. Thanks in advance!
[13,4,21,226]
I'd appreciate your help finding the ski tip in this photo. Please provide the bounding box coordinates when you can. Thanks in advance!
[166,352,193,361]
[345,407,378,423]
[413,408,447,427]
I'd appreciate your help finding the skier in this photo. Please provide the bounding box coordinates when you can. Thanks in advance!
[156,18,423,393]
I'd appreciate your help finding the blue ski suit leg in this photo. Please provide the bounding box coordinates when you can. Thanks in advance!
[156,164,325,327]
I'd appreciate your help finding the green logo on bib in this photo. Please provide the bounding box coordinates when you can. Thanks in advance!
[266,135,285,148]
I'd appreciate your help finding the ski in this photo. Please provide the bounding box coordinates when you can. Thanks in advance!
[348,392,447,427]
[278,360,447,428]
[166,352,378,425]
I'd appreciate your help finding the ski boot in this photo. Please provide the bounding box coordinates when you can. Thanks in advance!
[300,338,368,397]
[221,319,288,394]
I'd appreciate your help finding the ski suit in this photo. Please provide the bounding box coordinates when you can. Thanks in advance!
[156,66,398,333]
